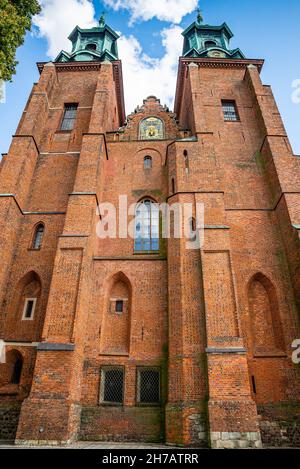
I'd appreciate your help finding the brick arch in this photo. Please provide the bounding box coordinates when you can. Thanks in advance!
[4,271,42,341]
[100,272,132,354]
[0,349,24,388]
[248,273,285,354]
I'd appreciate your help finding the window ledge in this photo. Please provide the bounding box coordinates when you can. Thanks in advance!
[133,251,160,255]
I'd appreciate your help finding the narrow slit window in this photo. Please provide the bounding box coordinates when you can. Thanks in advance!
[189,218,197,241]
[32,224,44,250]
[115,300,124,314]
[251,375,257,394]
[222,100,239,121]
[60,104,78,131]
[22,298,36,320]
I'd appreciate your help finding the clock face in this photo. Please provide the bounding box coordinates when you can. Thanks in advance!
[140,117,164,140]
[207,50,226,58]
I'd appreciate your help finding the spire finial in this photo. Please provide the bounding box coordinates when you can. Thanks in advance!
[99,11,106,27]
[196,7,203,24]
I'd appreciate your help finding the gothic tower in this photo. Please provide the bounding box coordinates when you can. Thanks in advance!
[0,14,299,448]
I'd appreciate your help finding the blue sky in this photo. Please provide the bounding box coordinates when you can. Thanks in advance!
[0,0,299,155]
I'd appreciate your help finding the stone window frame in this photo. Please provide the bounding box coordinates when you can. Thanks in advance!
[99,366,125,406]
[22,298,37,321]
[109,298,128,315]
[136,366,161,407]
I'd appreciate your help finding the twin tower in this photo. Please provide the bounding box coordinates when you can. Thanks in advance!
[0,15,299,448]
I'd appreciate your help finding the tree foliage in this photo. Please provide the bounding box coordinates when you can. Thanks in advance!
[0,0,41,81]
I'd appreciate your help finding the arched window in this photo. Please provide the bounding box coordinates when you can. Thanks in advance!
[144,156,152,169]
[205,40,217,48]
[184,150,189,173]
[32,223,44,250]
[7,350,23,385]
[86,43,97,51]
[134,199,159,252]
[248,273,285,353]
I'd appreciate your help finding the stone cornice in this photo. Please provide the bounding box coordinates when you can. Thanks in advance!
[174,57,264,117]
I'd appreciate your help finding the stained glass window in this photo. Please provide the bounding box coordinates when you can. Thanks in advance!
[140,117,164,140]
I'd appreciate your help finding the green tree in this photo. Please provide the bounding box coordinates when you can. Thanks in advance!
[0,0,41,81]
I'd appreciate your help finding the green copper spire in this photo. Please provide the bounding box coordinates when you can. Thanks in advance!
[182,12,245,60]
[55,16,119,63]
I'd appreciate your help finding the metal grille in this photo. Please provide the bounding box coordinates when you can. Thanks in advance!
[101,368,124,404]
[138,369,160,404]
[60,104,78,131]
[222,101,239,121]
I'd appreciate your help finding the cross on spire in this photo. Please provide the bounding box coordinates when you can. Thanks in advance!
[196,6,203,24]
[99,11,106,26]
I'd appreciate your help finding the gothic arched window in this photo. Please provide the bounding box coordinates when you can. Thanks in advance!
[134,199,159,252]
[31,223,44,250]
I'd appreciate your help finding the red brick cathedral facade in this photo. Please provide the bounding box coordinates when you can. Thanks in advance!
[0,16,299,448]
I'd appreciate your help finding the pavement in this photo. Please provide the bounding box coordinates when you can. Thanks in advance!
[0,441,180,449]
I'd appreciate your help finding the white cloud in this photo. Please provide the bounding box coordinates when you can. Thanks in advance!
[33,1,183,113]
[119,25,183,113]
[103,0,198,25]
[33,0,97,58]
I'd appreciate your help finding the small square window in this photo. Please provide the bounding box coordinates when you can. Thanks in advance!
[137,368,160,405]
[22,298,37,321]
[116,300,124,313]
[100,367,124,405]
[222,100,239,121]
